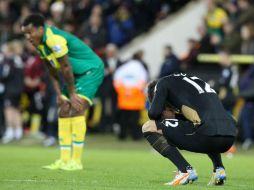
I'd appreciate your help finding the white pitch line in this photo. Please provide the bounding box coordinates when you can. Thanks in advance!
[1,179,54,182]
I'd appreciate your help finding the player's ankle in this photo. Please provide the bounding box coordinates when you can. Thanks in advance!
[180,166,193,173]
[214,166,224,172]
[187,165,193,170]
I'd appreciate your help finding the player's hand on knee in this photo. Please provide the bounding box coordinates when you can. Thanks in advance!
[57,95,68,106]
[59,101,71,117]
[70,93,85,112]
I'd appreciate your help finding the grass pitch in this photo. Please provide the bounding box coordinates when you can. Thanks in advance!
[0,134,253,190]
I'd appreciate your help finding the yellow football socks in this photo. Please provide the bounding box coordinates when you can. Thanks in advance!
[30,114,41,134]
[58,117,72,163]
[71,116,86,164]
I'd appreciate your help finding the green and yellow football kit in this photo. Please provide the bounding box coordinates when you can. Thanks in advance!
[39,24,104,170]
[37,24,104,103]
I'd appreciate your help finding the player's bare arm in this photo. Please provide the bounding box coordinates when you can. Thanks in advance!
[57,55,86,113]
[57,55,75,94]
[44,62,67,104]
[43,60,72,117]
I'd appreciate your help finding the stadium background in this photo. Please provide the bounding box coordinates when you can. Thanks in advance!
[0,0,254,189]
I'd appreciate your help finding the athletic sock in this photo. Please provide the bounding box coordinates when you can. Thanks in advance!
[144,132,190,172]
[58,117,72,163]
[30,114,41,134]
[186,165,193,171]
[71,116,86,164]
[207,153,224,172]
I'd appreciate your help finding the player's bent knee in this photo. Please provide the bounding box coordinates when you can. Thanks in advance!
[71,99,90,117]
[59,103,71,117]
[142,120,157,133]
[71,107,85,116]
[142,121,151,133]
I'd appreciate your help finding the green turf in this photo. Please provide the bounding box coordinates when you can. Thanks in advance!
[0,135,253,190]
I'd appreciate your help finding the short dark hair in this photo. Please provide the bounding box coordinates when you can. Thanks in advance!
[22,14,45,27]
[147,80,158,103]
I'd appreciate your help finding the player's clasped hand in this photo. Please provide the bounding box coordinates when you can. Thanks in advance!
[70,93,84,112]
[161,107,175,119]
[57,95,71,116]
[57,95,69,106]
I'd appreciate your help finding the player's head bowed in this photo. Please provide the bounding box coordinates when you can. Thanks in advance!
[21,14,45,47]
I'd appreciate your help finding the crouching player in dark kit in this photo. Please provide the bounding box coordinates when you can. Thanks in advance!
[143,73,236,186]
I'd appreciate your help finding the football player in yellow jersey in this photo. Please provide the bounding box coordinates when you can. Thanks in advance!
[22,14,104,171]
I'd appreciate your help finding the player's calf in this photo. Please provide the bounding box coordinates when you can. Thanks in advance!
[142,120,173,158]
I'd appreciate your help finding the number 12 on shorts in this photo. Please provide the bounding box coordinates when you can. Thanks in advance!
[183,76,216,94]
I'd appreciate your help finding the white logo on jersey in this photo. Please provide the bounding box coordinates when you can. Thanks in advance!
[52,44,62,53]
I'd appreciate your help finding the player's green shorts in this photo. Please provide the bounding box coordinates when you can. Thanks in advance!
[62,65,104,105]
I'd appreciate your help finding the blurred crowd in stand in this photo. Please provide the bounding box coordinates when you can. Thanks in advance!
[0,0,254,150]
[0,0,191,145]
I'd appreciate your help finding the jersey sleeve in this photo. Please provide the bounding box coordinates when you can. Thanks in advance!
[148,80,168,120]
[46,34,68,58]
